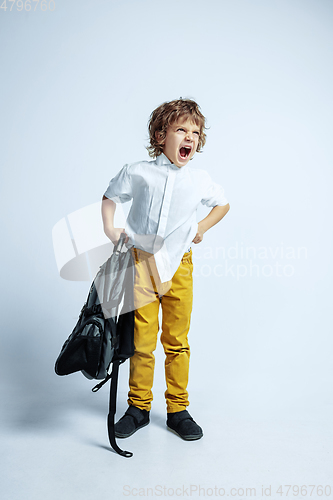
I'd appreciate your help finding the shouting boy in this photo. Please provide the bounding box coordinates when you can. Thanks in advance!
[101,98,230,441]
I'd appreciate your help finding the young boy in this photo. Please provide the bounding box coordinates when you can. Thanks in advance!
[101,98,230,441]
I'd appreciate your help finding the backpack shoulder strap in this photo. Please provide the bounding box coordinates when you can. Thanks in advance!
[107,360,133,458]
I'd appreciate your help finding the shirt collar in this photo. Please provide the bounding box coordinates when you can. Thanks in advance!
[156,153,172,166]
[155,153,188,171]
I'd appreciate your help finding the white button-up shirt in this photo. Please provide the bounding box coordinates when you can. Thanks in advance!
[104,153,228,283]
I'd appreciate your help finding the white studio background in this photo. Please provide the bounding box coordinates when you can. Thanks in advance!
[0,0,332,499]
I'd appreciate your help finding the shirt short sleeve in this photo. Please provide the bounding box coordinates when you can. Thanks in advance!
[201,172,229,207]
[104,164,133,203]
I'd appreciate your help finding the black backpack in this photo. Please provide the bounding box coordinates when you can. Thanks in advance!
[55,235,135,458]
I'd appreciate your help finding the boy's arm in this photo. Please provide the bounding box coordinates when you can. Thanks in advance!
[192,203,230,244]
[101,195,128,244]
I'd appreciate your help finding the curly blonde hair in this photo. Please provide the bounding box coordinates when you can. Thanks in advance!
[146,98,207,158]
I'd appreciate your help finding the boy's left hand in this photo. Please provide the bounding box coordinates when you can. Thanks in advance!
[192,223,205,244]
[192,204,230,244]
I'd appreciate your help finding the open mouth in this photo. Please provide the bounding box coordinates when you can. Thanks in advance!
[179,146,192,159]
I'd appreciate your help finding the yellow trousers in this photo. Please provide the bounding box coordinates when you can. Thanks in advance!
[128,247,193,413]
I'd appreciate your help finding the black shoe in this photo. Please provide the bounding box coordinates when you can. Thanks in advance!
[167,410,203,441]
[115,405,150,438]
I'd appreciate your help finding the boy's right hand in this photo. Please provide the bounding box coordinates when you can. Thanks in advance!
[105,227,129,245]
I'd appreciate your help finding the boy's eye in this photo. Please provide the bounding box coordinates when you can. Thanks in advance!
[177,128,200,135]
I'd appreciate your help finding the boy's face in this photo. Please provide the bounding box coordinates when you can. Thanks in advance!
[158,117,200,168]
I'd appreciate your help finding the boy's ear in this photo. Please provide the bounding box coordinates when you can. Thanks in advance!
[155,131,164,144]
